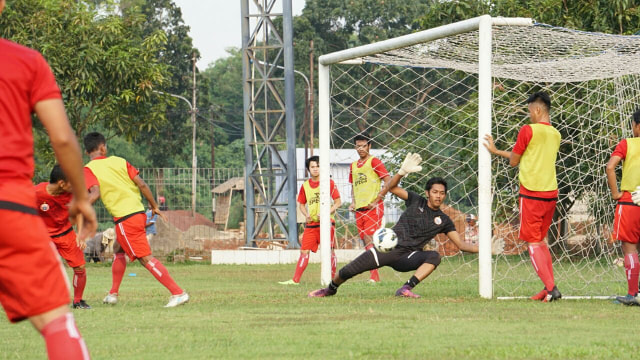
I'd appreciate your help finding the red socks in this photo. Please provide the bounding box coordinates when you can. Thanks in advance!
[72,268,87,303]
[365,244,380,282]
[331,251,337,279]
[41,313,90,360]
[292,253,310,283]
[625,253,639,296]
[109,253,126,295]
[144,258,183,295]
[528,243,555,291]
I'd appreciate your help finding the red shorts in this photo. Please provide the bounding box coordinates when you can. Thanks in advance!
[613,200,640,244]
[0,207,69,323]
[51,228,85,268]
[518,195,556,243]
[355,202,384,239]
[301,224,335,252]
[114,212,151,261]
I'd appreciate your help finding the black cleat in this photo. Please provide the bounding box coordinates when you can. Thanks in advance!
[615,294,640,306]
[72,300,92,309]
[545,286,562,302]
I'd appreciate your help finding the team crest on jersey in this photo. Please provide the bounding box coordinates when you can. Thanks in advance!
[40,202,50,212]
[434,216,442,225]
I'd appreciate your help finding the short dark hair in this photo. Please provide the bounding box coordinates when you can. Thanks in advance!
[527,91,551,112]
[353,133,371,144]
[633,108,640,126]
[49,164,67,183]
[83,132,106,153]
[425,177,448,194]
[305,156,319,171]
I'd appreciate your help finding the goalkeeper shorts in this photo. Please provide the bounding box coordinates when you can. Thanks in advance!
[613,192,640,244]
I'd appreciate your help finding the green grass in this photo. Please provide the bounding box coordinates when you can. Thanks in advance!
[1,262,639,359]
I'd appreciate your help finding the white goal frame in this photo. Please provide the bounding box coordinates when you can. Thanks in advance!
[317,15,533,298]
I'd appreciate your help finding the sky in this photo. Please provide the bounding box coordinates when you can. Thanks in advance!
[172,1,307,70]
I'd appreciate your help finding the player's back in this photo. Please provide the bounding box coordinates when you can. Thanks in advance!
[85,156,144,218]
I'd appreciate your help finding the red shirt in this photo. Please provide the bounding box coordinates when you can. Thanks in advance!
[83,155,139,185]
[34,182,73,236]
[348,157,389,183]
[297,179,340,204]
[0,39,62,184]
[512,122,558,198]
[611,139,627,159]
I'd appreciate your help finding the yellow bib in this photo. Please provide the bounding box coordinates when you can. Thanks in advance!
[519,124,561,191]
[351,157,382,209]
[86,156,144,218]
[621,137,640,192]
[302,180,334,222]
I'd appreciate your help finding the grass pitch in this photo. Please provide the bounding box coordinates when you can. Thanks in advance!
[1,262,639,359]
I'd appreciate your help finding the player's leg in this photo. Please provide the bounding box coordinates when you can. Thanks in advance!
[521,197,560,301]
[613,203,640,305]
[0,204,89,360]
[104,242,126,304]
[331,225,337,278]
[280,226,317,284]
[360,207,381,282]
[56,231,91,309]
[308,246,405,297]
[390,250,441,298]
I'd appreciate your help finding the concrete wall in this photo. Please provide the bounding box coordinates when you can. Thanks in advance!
[211,249,366,265]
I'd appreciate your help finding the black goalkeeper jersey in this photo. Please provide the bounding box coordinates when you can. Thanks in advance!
[392,191,456,251]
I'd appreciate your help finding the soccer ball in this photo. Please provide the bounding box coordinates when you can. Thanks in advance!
[372,228,398,253]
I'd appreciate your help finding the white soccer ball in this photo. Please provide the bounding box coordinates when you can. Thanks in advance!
[373,228,398,253]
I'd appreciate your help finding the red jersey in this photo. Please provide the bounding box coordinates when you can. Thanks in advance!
[348,157,389,183]
[0,39,61,185]
[34,182,73,236]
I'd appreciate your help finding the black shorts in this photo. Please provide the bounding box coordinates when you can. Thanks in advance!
[338,246,440,280]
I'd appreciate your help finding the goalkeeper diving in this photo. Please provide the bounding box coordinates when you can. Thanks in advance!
[309,153,503,298]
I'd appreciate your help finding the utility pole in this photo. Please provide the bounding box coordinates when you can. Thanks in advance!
[309,40,315,155]
[191,53,197,218]
[210,105,215,170]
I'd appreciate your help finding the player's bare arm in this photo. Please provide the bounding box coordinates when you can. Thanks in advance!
[297,201,311,223]
[388,153,423,200]
[330,197,342,215]
[87,185,100,204]
[605,155,624,200]
[447,231,478,253]
[133,175,167,222]
[368,174,391,209]
[35,98,97,241]
[349,187,355,212]
[483,134,522,166]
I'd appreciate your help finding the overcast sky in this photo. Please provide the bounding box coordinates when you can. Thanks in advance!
[172,1,307,70]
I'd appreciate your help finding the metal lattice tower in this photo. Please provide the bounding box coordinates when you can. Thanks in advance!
[241,0,298,247]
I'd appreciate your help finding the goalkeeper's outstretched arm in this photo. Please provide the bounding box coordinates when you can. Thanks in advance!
[388,153,423,201]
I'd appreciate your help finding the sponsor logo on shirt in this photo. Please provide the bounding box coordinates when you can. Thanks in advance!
[354,173,368,186]
[40,202,49,212]
[434,216,442,225]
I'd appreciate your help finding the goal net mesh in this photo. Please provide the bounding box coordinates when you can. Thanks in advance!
[328,23,640,297]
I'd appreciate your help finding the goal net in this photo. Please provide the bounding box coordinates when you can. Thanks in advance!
[317,16,640,298]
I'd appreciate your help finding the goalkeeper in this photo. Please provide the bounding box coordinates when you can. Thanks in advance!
[605,109,640,306]
[309,153,489,298]
[484,91,562,302]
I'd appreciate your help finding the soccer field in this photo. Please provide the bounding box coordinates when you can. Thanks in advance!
[1,262,639,359]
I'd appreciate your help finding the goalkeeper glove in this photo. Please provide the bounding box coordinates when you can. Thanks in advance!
[491,236,505,255]
[398,153,423,176]
[632,186,640,206]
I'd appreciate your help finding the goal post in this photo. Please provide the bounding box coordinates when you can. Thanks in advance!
[317,15,640,298]
[318,16,532,292]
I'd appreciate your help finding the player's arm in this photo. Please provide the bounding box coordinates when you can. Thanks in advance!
[35,99,97,242]
[483,134,515,162]
[132,175,167,222]
[605,155,623,200]
[297,201,311,223]
[349,184,355,212]
[87,185,100,204]
[388,174,408,200]
[446,231,478,253]
[330,197,342,215]
[389,153,423,201]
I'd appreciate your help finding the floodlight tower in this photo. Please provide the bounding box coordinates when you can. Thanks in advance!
[241,0,298,247]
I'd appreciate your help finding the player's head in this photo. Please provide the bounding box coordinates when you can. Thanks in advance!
[354,133,371,158]
[424,177,447,209]
[527,91,551,123]
[84,132,107,155]
[632,108,640,137]
[49,164,72,192]
[305,156,320,177]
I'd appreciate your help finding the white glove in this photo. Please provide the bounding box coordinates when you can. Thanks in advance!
[398,153,423,176]
[632,186,640,206]
[491,236,505,255]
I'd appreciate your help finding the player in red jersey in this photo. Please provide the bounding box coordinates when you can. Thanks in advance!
[279,156,341,284]
[83,132,189,308]
[606,109,640,305]
[35,165,99,310]
[0,0,96,357]
[349,133,391,283]
[484,92,562,302]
